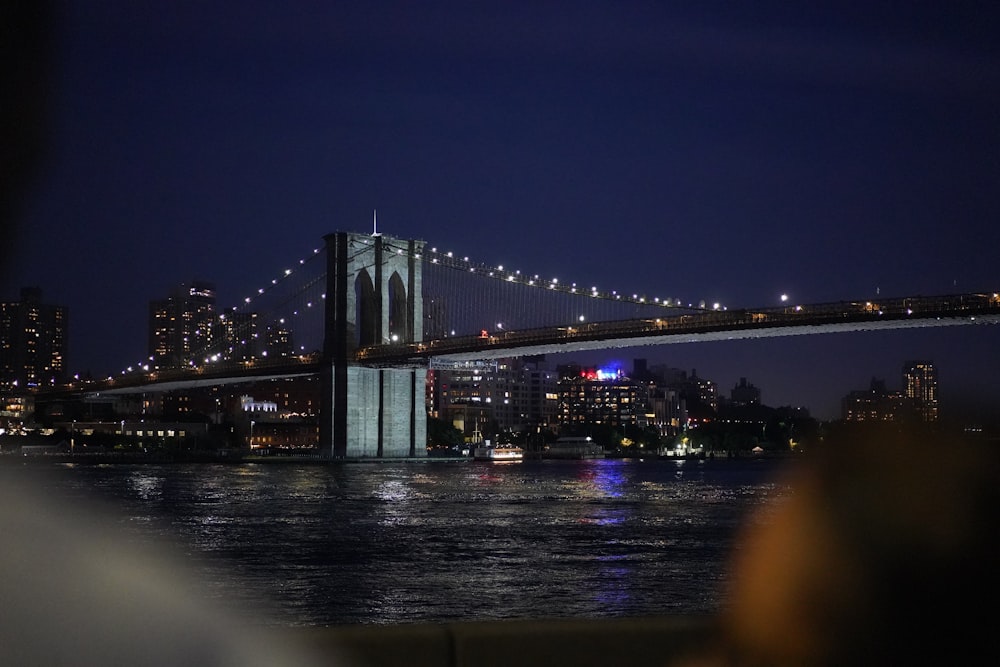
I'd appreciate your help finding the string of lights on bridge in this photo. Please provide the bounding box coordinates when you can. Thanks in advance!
[112,248,327,380]
[112,234,733,379]
[377,237,725,312]
[102,229,1000,383]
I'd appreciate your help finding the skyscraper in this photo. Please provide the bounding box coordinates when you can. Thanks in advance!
[149,281,216,369]
[903,360,938,422]
[215,311,295,361]
[0,287,68,387]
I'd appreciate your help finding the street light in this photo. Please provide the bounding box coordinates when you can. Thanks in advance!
[249,420,255,449]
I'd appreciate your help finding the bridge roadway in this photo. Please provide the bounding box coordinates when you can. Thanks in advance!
[66,359,324,397]
[43,291,998,396]
[357,291,1000,365]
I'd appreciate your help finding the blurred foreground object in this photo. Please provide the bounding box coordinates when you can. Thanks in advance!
[716,424,1000,665]
[0,475,330,666]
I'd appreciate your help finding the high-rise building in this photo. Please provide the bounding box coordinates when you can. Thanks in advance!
[557,364,650,429]
[0,287,68,388]
[217,311,260,361]
[903,360,938,422]
[647,385,686,437]
[149,281,216,369]
[432,358,559,434]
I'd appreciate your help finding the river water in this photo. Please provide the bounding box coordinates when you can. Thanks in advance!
[6,457,791,627]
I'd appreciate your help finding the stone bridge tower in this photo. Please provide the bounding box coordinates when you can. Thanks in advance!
[320,232,426,458]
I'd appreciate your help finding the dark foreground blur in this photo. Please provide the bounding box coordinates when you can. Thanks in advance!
[690,423,1000,667]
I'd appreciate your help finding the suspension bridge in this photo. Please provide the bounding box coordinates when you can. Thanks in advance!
[62,231,1000,458]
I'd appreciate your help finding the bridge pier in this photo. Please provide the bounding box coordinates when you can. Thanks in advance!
[325,365,426,458]
[320,231,426,458]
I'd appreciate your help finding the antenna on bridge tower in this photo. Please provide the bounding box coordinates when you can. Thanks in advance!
[372,209,380,236]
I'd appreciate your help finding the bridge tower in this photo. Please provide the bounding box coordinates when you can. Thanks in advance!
[320,232,426,458]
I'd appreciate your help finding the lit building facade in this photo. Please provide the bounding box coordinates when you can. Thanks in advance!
[237,382,320,451]
[149,281,217,369]
[0,287,67,388]
[431,358,560,434]
[903,360,938,422]
[647,385,686,437]
[557,364,651,429]
[216,312,295,362]
[150,282,296,370]
[679,371,718,415]
[841,377,915,422]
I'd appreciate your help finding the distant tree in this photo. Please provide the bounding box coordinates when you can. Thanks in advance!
[681,422,723,454]
[496,430,527,445]
[723,429,757,454]
[426,416,463,447]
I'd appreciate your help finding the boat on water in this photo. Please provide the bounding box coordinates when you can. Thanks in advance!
[543,436,605,460]
[472,444,525,461]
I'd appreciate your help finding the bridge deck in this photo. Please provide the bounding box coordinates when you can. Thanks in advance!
[36,291,1000,394]
[358,292,1000,365]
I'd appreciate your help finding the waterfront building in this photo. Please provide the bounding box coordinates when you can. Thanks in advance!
[0,393,33,423]
[903,360,938,422]
[629,360,692,435]
[0,287,67,388]
[556,364,650,430]
[147,378,319,424]
[241,394,278,413]
[115,420,209,445]
[642,364,716,425]
[248,376,320,416]
[238,386,319,451]
[647,385,686,437]
[431,357,559,435]
[642,365,718,418]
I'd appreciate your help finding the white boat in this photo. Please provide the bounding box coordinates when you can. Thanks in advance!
[473,444,525,461]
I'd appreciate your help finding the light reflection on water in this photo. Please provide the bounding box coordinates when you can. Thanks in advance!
[19,458,789,626]
[126,469,164,501]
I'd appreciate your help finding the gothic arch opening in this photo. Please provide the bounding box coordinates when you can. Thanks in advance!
[387,271,409,342]
[355,269,378,346]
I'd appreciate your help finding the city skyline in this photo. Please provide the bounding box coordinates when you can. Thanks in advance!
[1,278,965,423]
[3,2,999,422]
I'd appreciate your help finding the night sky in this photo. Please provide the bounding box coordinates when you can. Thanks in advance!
[4,1,999,420]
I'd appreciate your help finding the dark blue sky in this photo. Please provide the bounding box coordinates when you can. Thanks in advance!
[4,1,1000,419]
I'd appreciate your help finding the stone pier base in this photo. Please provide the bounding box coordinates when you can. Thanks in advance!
[327,365,426,458]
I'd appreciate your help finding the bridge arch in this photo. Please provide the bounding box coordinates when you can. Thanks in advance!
[387,271,408,343]
[355,269,378,347]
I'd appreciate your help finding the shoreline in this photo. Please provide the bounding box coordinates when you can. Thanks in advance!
[0,451,797,466]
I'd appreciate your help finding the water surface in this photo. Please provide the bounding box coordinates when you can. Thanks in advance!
[6,457,790,626]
